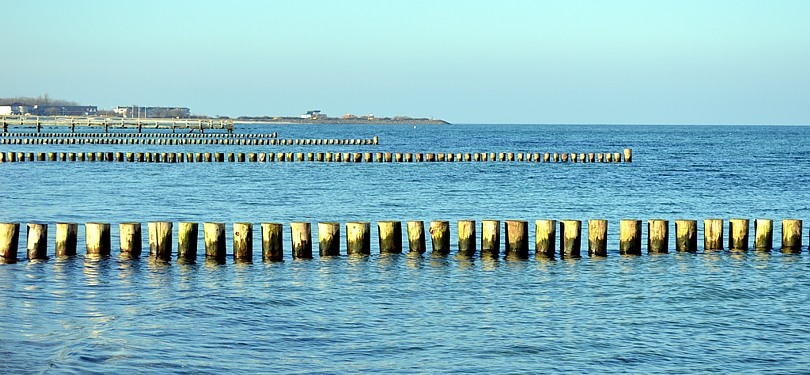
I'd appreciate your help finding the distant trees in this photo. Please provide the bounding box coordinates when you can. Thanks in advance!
[0,94,79,106]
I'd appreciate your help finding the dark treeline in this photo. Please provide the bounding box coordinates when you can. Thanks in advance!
[0,94,79,106]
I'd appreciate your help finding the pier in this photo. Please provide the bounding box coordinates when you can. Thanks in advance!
[1,115,234,133]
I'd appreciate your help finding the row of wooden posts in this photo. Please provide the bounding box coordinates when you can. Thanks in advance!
[0,137,377,146]
[0,218,803,262]
[0,149,633,163]
[1,132,278,139]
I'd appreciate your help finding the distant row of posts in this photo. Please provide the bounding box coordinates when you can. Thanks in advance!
[0,218,803,262]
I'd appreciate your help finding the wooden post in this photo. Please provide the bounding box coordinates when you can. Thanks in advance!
[291,222,313,259]
[588,219,608,257]
[26,223,48,260]
[559,220,581,259]
[406,220,426,254]
[505,220,528,259]
[0,223,19,260]
[318,222,340,257]
[535,219,556,259]
[623,148,632,162]
[204,222,226,262]
[647,219,669,254]
[119,222,142,258]
[429,220,450,255]
[261,223,284,261]
[781,219,802,253]
[178,222,198,261]
[148,221,173,261]
[55,222,78,256]
[346,222,370,256]
[704,219,724,251]
[481,220,500,257]
[378,221,402,254]
[457,220,477,257]
[728,218,749,251]
[675,220,698,252]
[754,219,773,251]
[232,222,253,261]
[620,219,642,255]
[85,222,111,256]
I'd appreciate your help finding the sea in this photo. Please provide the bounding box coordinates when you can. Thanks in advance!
[1,124,809,374]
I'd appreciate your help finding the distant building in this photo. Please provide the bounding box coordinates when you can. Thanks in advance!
[114,106,191,118]
[0,102,34,115]
[31,105,97,116]
[301,110,326,119]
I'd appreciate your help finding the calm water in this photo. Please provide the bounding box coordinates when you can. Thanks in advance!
[2,124,810,373]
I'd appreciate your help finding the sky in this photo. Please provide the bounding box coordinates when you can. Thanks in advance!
[2,0,809,124]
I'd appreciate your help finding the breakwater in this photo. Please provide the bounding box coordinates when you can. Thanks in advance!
[0,149,632,163]
[0,218,801,263]
[1,115,234,133]
[0,137,378,146]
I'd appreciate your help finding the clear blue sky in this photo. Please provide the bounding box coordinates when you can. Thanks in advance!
[2,0,808,124]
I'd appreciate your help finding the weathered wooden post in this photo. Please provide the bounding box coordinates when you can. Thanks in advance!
[0,222,20,260]
[178,222,198,261]
[119,222,142,258]
[406,220,426,254]
[86,222,111,256]
[648,219,669,254]
[457,220,476,257]
[781,219,802,253]
[559,220,581,259]
[481,220,500,257]
[535,219,556,259]
[675,220,698,252]
[754,219,773,251]
[230,222,253,261]
[55,222,78,256]
[261,223,283,261]
[204,222,226,262]
[378,221,402,254]
[318,222,340,257]
[26,223,48,260]
[429,220,450,255]
[728,218,749,251]
[620,219,642,255]
[505,220,529,259]
[623,148,632,162]
[704,219,724,251]
[588,219,608,257]
[149,221,173,261]
[346,222,370,256]
[290,222,313,259]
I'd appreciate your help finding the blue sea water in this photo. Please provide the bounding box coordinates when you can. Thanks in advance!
[1,124,810,373]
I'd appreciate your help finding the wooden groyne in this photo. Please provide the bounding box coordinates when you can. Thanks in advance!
[1,116,234,133]
[0,137,377,146]
[1,132,278,138]
[0,149,633,164]
[0,218,803,263]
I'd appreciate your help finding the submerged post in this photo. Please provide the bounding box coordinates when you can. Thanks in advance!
[318,222,340,257]
[675,219,697,252]
[648,219,669,254]
[728,218,749,251]
[149,221,173,261]
[429,220,450,255]
[291,222,313,259]
[559,220,581,259]
[505,220,529,259]
[346,222,370,256]
[204,222,226,262]
[781,219,802,253]
[261,222,284,261]
[55,222,78,257]
[457,220,476,257]
[85,222,111,256]
[753,219,773,251]
[119,222,142,258]
[0,223,20,260]
[588,219,608,257]
[378,221,402,254]
[233,222,253,261]
[26,223,48,260]
[704,219,724,251]
[178,222,198,261]
[619,219,642,255]
[406,220,426,254]
[535,219,556,259]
